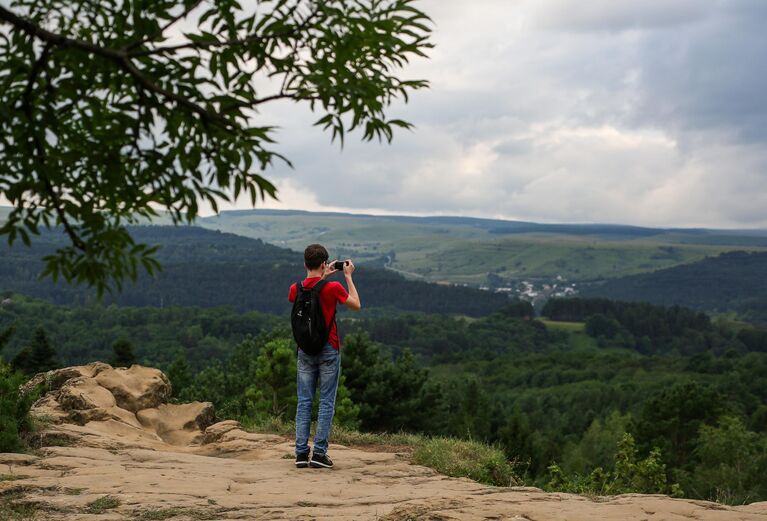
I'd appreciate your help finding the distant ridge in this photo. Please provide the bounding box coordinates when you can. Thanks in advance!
[582,250,767,312]
[202,208,767,237]
[0,225,510,316]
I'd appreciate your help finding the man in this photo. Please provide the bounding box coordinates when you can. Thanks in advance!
[288,244,361,469]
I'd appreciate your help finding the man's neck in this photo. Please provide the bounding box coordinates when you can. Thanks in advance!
[306,270,323,279]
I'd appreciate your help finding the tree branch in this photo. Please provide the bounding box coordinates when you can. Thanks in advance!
[126,6,322,58]
[19,42,87,251]
[0,5,232,130]
[252,92,304,105]
[1,4,326,131]
[124,0,204,52]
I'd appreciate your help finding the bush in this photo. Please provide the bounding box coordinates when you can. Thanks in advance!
[0,362,39,452]
[547,433,682,497]
[692,416,767,504]
[412,437,521,487]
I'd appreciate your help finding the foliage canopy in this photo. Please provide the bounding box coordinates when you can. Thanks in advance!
[0,0,432,294]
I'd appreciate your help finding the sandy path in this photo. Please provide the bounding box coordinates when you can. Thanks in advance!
[2,363,766,521]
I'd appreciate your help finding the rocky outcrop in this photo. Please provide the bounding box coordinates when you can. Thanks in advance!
[3,363,767,521]
[22,363,214,446]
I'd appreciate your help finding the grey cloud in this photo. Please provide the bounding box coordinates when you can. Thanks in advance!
[212,0,767,228]
[530,0,710,32]
[631,15,767,143]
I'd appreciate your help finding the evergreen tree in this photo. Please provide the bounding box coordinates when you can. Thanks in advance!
[110,339,136,367]
[255,338,296,417]
[494,405,535,471]
[12,327,58,375]
[635,382,724,470]
[0,325,14,354]
[166,352,193,399]
[334,375,361,430]
[343,332,432,432]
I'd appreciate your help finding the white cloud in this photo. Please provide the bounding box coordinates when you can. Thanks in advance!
[198,0,767,229]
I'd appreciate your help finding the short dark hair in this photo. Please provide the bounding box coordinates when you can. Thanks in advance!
[304,244,329,270]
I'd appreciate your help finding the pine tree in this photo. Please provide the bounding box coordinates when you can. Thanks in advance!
[255,338,296,417]
[110,339,136,367]
[0,325,14,353]
[166,352,193,399]
[29,328,58,373]
[12,327,58,375]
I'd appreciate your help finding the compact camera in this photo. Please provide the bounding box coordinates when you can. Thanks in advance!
[333,260,348,271]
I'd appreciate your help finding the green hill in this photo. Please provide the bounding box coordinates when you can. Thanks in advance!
[0,225,509,316]
[197,209,767,285]
[580,251,767,318]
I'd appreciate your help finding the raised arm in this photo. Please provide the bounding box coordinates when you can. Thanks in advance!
[342,260,361,311]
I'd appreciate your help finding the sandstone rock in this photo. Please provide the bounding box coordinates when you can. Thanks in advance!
[27,363,205,450]
[136,402,216,445]
[202,420,243,444]
[94,365,171,412]
[29,393,69,424]
[19,364,101,397]
[0,453,38,465]
[57,377,117,411]
[13,363,767,521]
[510,486,545,493]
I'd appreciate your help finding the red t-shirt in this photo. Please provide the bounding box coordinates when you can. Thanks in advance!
[288,277,349,350]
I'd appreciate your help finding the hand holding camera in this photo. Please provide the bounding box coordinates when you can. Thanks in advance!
[330,259,355,276]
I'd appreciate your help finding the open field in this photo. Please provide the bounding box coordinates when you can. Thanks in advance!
[538,319,586,332]
[198,210,767,285]
[3,206,765,286]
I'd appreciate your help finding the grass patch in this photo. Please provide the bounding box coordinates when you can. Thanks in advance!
[26,432,77,449]
[0,475,26,482]
[412,437,521,487]
[539,319,585,332]
[332,426,421,451]
[245,420,520,487]
[247,419,418,452]
[238,415,293,436]
[85,495,120,514]
[0,501,37,521]
[136,507,220,520]
[379,504,436,521]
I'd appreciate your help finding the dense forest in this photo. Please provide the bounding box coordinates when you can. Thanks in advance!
[581,251,767,318]
[1,295,766,503]
[0,226,509,316]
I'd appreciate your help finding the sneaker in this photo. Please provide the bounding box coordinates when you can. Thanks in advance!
[309,452,333,469]
[295,452,310,468]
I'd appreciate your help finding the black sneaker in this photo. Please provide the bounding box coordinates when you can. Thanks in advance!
[295,452,310,468]
[309,452,333,469]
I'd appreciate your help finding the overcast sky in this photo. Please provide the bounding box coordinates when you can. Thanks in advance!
[217,0,765,228]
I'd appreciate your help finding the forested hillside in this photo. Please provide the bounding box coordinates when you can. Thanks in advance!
[581,251,767,318]
[2,222,766,504]
[0,226,508,316]
[2,294,766,503]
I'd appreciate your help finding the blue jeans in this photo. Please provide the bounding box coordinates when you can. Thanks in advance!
[295,343,340,456]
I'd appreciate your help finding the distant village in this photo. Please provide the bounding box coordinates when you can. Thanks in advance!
[381,254,580,306]
[478,275,578,306]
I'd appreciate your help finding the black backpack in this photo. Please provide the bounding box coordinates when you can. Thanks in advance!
[291,280,331,355]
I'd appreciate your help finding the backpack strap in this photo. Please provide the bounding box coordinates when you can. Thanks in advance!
[311,279,335,341]
[297,279,328,294]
